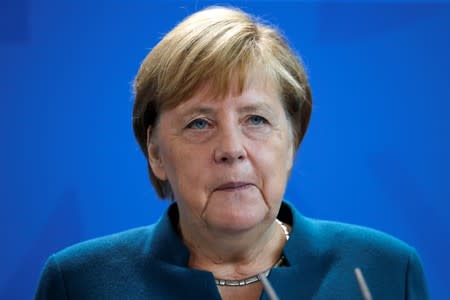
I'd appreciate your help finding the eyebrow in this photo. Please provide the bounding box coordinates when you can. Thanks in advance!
[181,102,274,117]
[182,107,216,118]
[238,103,273,114]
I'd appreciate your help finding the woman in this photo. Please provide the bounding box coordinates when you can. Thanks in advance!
[36,6,429,300]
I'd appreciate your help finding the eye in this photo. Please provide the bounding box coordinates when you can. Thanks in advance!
[187,118,210,129]
[247,115,267,126]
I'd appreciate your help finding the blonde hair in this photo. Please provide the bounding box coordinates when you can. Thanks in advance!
[133,6,312,199]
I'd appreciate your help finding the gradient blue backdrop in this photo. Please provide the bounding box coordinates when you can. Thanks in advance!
[1,0,449,299]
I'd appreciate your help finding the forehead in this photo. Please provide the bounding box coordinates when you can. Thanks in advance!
[173,67,281,109]
[175,79,281,113]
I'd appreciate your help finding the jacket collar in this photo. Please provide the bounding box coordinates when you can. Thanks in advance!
[147,203,191,266]
[148,201,333,266]
[147,201,336,299]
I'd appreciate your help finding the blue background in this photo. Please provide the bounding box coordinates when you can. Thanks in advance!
[1,0,449,298]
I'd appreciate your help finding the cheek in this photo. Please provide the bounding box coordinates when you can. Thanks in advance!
[263,129,293,166]
[252,136,292,189]
[250,152,287,204]
[160,143,211,191]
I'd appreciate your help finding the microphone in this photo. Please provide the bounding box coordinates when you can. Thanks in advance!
[354,267,373,300]
[259,266,373,300]
[259,272,280,300]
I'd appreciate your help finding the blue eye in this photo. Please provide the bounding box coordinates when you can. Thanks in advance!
[249,115,266,125]
[187,118,209,129]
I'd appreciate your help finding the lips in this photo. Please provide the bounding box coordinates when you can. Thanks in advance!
[215,181,254,191]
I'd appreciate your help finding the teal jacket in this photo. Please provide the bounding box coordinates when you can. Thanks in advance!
[35,202,429,299]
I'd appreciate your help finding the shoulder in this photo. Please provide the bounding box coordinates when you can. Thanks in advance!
[283,201,415,262]
[35,224,160,299]
[282,203,429,299]
[54,224,157,267]
[45,224,161,284]
[282,201,420,279]
[308,217,414,259]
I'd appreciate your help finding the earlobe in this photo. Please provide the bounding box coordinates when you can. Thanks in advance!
[146,127,168,181]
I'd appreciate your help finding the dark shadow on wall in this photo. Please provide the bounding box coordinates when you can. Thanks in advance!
[0,0,30,44]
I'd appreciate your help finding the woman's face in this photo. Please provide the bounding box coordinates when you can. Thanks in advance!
[148,80,294,234]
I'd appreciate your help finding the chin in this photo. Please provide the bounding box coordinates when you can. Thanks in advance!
[205,207,269,234]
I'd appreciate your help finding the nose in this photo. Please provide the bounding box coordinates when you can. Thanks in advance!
[213,126,247,164]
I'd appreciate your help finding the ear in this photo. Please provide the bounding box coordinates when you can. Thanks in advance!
[146,126,168,181]
[287,143,294,172]
[286,126,296,173]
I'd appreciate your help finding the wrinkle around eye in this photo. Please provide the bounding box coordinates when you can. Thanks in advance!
[246,115,269,126]
[242,118,273,140]
[242,115,273,132]
[186,118,213,130]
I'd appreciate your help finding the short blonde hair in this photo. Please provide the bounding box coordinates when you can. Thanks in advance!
[133,6,312,199]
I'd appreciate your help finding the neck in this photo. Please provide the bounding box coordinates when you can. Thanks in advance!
[179,217,287,280]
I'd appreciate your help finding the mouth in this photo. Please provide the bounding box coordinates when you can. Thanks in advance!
[215,182,254,192]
